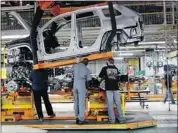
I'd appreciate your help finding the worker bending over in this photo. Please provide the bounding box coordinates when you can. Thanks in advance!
[30,69,55,122]
[67,58,92,125]
[99,58,126,124]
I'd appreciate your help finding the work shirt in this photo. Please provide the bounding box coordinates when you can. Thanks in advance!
[68,63,92,89]
[99,65,119,91]
[29,69,48,91]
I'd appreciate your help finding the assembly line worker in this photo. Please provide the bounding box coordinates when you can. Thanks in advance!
[99,58,126,124]
[163,65,175,104]
[29,69,55,122]
[67,58,92,125]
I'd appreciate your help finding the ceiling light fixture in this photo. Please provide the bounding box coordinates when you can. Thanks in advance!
[118,53,134,56]
[1,35,29,40]
[113,50,145,52]
[139,41,165,45]
[113,57,124,60]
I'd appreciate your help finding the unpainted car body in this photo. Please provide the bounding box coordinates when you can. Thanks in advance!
[8,4,144,62]
[37,4,144,61]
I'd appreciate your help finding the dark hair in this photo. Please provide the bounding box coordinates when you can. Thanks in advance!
[108,57,114,64]
[81,58,89,65]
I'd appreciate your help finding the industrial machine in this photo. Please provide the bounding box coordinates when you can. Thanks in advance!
[1,1,157,130]
[1,84,33,122]
[1,86,157,130]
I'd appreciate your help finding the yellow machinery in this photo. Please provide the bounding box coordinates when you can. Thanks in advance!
[0,41,34,122]
[1,52,117,122]
[1,87,157,130]
[1,52,157,129]
[1,88,34,122]
[86,90,126,121]
[1,88,125,122]
[1,41,6,80]
[172,80,177,94]
[1,88,157,130]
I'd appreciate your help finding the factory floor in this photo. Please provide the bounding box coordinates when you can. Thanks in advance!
[2,101,177,133]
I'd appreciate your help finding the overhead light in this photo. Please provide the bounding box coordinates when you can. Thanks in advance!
[1,5,34,11]
[2,35,29,40]
[113,50,145,52]
[118,53,134,56]
[120,46,166,49]
[122,50,145,52]
[155,49,166,51]
[113,57,123,60]
[139,41,165,45]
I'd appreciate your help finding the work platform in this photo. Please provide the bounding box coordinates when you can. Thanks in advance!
[2,111,157,130]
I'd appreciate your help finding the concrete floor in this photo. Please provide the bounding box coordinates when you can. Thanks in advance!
[2,102,177,133]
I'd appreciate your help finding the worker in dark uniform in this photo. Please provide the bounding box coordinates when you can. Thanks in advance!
[99,58,126,124]
[163,65,175,104]
[29,69,55,121]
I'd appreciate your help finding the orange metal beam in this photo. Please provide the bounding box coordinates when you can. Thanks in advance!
[48,2,108,15]
[38,1,54,10]
[33,52,113,69]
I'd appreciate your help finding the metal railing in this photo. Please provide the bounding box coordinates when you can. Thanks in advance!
[1,11,177,31]
[142,12,174,25]
[1,11,34,30]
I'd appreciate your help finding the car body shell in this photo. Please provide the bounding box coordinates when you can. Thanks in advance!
[7,4,144,62]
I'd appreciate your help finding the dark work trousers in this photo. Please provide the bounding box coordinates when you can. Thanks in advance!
[32,89,54,118]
